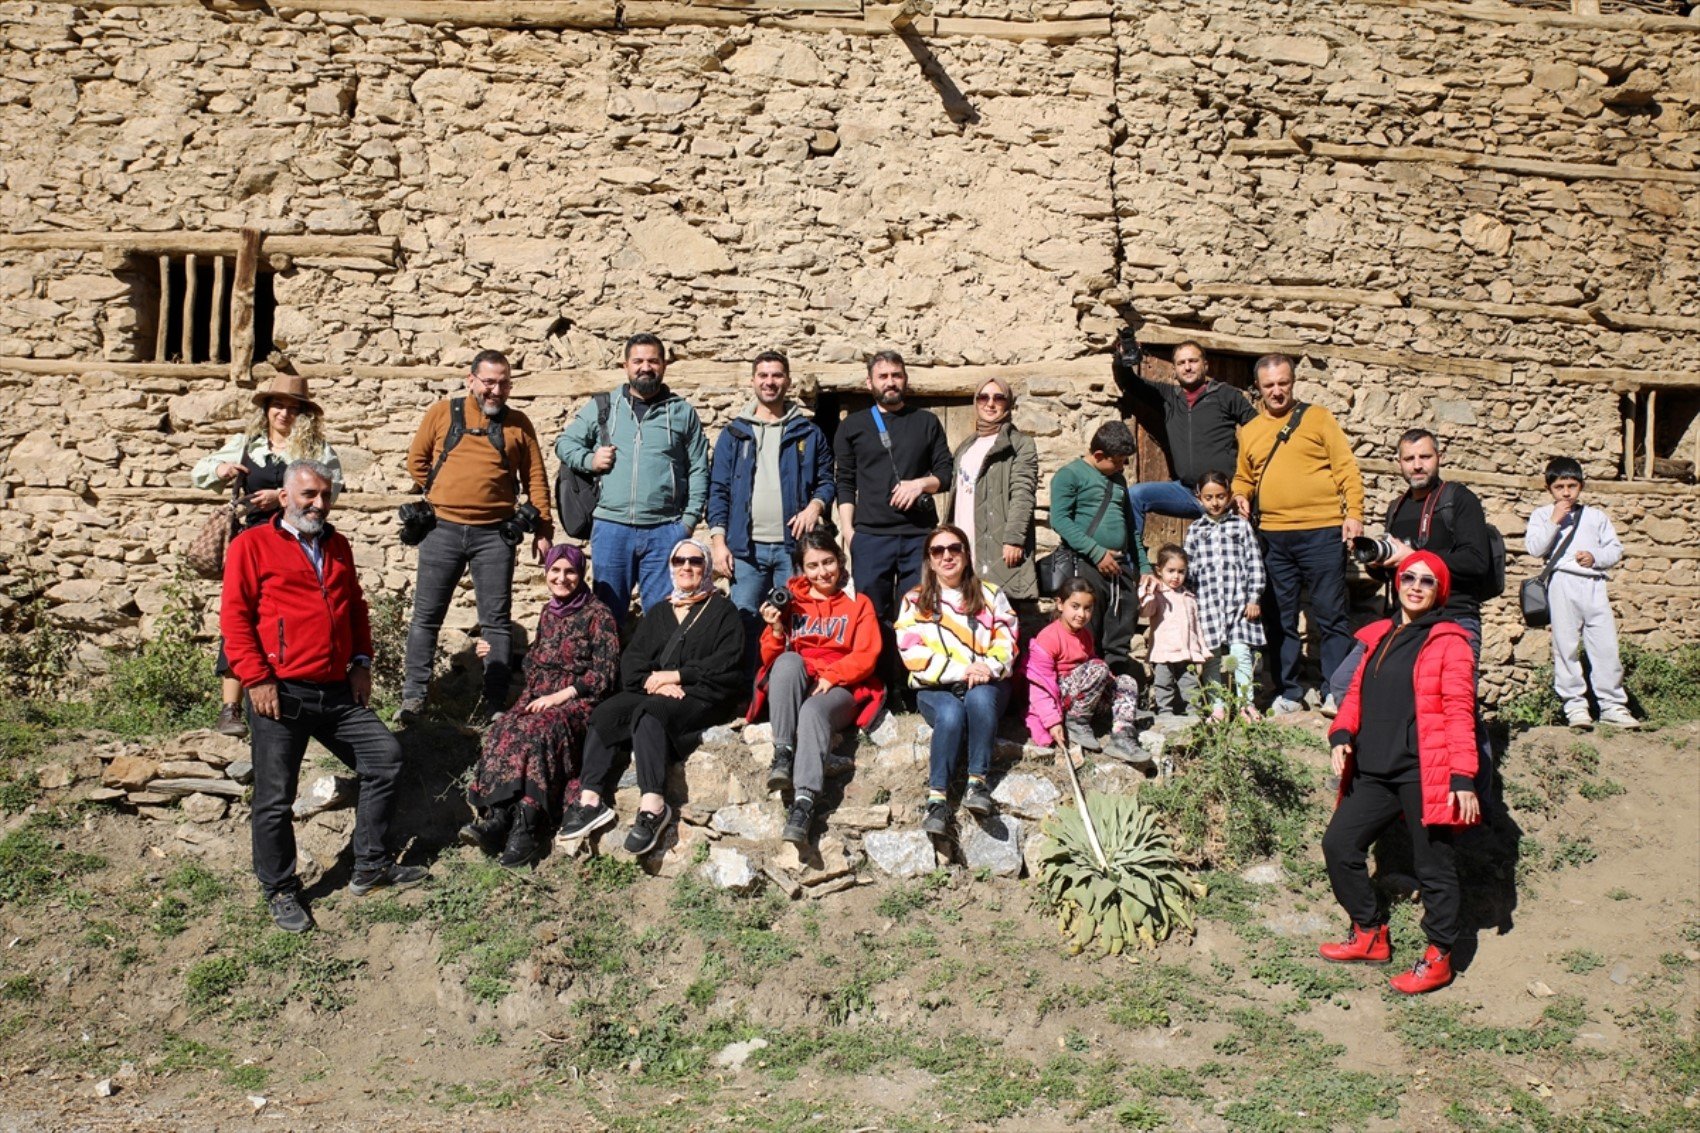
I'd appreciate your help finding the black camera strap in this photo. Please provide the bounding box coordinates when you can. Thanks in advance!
[657,600,711,672]
[1248,402,1308,529]
[424,398,513,497]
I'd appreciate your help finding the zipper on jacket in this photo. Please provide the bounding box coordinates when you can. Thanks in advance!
[277,618,286,665]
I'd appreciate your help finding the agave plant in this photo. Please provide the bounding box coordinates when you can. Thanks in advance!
[1036,791,1206,956]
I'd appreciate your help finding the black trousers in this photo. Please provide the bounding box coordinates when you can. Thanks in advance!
[1322,772,1461,949]
[1077,559,1140,678]
[247,679,403,896]
[580,711,675,800]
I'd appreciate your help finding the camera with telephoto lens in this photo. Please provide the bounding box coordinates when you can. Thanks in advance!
[767,587,792,610]
[397,500,436,546]
[1350,535,1396,566]
[498,501,541,547]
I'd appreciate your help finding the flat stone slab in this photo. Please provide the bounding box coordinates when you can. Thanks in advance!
[991,773,1060,820]
[960,814,1025,877]
[864,828,937,878]
[710,802,782,842]
[699,846,760,893]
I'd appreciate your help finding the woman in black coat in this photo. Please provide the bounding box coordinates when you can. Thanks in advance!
[558,537,745,855]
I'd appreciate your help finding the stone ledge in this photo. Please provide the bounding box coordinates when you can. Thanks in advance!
[1227,135,1700,187]
[1359,0,1700,34]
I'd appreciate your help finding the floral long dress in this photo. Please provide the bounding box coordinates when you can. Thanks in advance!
[468,597,620,817]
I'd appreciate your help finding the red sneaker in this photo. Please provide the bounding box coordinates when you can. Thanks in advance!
[1390,944,1454,994]
[1318,922,1392,964]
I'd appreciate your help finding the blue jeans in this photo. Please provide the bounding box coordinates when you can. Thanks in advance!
[1261,526,1352,703]
[592,519,689,626]
[730,542,795,676]
[1128,480,1203,552]
[916,681,1010,791]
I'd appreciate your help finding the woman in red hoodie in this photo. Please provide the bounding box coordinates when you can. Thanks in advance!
[748,531,885,846]
[1320,550,1481,994]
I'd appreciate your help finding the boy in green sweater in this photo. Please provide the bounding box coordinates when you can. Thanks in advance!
[1050,421,1140,677]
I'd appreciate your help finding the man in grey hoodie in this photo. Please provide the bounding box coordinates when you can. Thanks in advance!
[706,351,836,674]
[555,333,709,625]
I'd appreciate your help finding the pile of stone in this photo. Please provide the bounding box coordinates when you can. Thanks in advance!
[84,730,253,824]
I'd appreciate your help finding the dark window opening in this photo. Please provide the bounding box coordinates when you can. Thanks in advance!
[1627,388,1700,484]
[142,256,275,365]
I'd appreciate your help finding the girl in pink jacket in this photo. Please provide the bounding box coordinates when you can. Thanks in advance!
[1024,578,1143,764]
[1139,544,1209,716]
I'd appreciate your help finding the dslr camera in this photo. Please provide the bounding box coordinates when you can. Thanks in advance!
[767,587,792,610]
[498,501,542,547]
[1349,535,1397,566]
[397,500,436,546]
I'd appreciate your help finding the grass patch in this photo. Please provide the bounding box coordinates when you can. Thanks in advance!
[1392,996,1585,1055]
[668,874,797,982]
[1213,1007,1403,1131]
[1561,949,1606,974]
[0,827,105,908]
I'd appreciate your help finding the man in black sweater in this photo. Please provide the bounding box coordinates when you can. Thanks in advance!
[1119,340,1257,574]
[834,351,954,623]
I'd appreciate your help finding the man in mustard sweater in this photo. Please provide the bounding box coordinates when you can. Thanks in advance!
[1232,354,1364,716]
[401,350,553,725]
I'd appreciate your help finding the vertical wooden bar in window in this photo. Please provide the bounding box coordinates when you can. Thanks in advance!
[209,255,226,363]
[1645,389,1658,480]
[181,253,198,362]
[229,229,262,384]
[1622,391,1636,480]
[155,254,171,362]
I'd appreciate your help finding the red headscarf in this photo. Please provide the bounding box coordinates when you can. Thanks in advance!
[1400,549,1452,609]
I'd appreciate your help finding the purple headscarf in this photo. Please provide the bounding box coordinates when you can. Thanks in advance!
[543,543,591,618]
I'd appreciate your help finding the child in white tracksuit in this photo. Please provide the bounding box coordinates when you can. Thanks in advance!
[1525,457,1639,730]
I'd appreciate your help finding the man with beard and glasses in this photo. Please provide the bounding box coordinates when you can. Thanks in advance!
[222,461,426,933]
[706,350,835,678]
[834,351,954,625]
[401,349,553,727]
[556,333,709,626]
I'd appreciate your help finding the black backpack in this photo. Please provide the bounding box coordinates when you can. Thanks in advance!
[554,392,611,541]
[1386,482,1506,600]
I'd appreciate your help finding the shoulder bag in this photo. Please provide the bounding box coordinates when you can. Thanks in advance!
[1519,507,1583,629]
[1036,479,1116,595]
[185,443,250,580]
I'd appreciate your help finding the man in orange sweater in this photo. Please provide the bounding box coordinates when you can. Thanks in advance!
[1232,354,1364,716]
[401,350,553,725]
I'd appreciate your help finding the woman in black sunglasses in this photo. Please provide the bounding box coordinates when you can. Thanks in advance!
[894,524,1020,836]
[560,538,745,856]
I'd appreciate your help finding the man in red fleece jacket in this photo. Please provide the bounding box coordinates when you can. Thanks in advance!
[222,460,426,932]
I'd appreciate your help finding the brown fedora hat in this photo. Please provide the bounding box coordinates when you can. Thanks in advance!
[251,373,323,417]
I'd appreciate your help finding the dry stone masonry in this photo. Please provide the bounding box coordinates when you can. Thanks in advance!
[0,0,1695,701]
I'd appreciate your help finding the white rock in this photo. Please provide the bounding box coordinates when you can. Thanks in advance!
[180,793,229,824]
[863,829,938,878]
[710,803,782,842]
[712,1037,769,1069]
[991,773,1061,820]
[1240,861,1285,886]
[699,847,759,893]
[960,814,1024,877]
[741,722,773,745]
[292,775,358,818]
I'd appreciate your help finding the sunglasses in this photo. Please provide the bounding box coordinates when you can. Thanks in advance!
[671,556,706,568]
[975,392,1009,405]
[1398,571,1439,591]
[928,542,966,559]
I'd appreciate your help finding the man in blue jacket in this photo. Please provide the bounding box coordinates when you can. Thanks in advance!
[707,351,835,675]
[555,333,709,624]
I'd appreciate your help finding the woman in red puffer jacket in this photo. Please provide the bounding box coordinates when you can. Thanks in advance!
[1319,550,1481,995]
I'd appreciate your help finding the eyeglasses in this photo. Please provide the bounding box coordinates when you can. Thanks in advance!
[1397,571,1439,591]
[975,392,1009,405]
[928,542,966,559]
[671,556,706,568]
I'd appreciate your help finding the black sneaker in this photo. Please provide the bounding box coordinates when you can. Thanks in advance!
[1065,721,1101,751]
[396,698,426,727]
[267,890,315,933]
[922,799,952,837]
[558,801,615,840]
[498,807,542,870]
[767,744,796,792]
[350,862,429,896]
[623,803,673,856]
[215,703,248,738]
[782,798,814,845]
[962,780,995,817]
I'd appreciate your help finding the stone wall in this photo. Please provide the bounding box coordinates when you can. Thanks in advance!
[0,0,1695,699]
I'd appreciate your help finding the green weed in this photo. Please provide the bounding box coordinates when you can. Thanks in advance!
[0,827,105,908]
[1392,996,1585,1054]
[1561,949,1606,974]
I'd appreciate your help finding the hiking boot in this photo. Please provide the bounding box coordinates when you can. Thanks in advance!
[1597,706,1641,729]
[558,801,615,841]
[1065,721,1101,751]
[1566,709,1594,732]
[215,703,248,737]
[458,804,513,857]
[350,862,429,896]
[267,890,314,934]
[498,806,543,870]
[962,780,995,817]
[1390,944,1454,995]
[1318,922,1391,964]
[921,799,952,837]
[623,803,673,856]
[1268,696,1305,718]
[781,797,814,845]
[767,744,796,792]
[1106,727,1148,766]
[397,698,426,727]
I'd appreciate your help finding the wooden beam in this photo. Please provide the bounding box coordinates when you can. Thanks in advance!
[228,228,261,385]
[1134,324,1514,381]
[180,253,198,364]
[0,356,227,379]
[623,1,748,26]
[1646,388,1658,480]
[1293,135,1700,187]
[1591,308,1700,335]
[1413,295,1598,326]
[864,0,921,32]
[274,0,618,27]
[1191,282,1405,308]
[1623,391,1636,480]
[1356,0,1700,33]
[0,231,399,266]
[209,255,226,364]
[154,255,170,364]
[929,15,1109,41]
[1556,368,1700,390]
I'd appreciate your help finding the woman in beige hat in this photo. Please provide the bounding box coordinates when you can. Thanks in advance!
[192,374,344,735]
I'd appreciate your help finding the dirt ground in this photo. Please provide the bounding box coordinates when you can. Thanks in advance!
[0,714,1695,1132]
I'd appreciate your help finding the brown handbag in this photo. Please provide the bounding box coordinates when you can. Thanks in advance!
[185,457,250,580]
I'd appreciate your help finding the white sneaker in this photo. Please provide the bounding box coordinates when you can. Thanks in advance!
[1268,697,1305,717]
[1566,709,1594,732]
[1597,706,1641,729]
[1320,695,1339,719]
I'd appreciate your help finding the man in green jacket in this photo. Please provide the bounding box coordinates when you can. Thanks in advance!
[555,333,709,625]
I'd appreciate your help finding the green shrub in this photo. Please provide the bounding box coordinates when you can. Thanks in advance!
[0,827,105,908]
[1622,641,1700,724]
[100,582,217,735]
[0,567,80,699]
